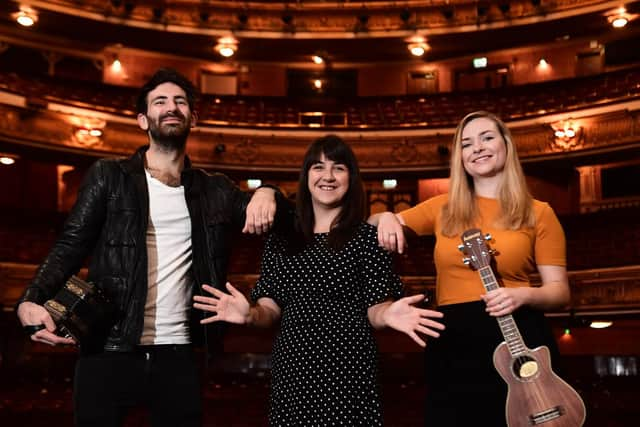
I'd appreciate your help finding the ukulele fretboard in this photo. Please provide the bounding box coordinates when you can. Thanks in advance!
[479,266,528,357]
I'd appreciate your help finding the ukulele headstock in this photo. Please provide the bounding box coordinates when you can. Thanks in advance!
[458,228,494,270]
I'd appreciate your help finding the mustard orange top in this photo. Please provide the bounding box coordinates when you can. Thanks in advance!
[400,194,566,306]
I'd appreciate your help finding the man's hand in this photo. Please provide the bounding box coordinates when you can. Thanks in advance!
[17,301,76,346]
[243,187,276,235]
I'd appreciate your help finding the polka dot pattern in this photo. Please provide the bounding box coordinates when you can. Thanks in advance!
[252,222,402,426]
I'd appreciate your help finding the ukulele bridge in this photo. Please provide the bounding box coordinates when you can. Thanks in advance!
[528,406,565,425]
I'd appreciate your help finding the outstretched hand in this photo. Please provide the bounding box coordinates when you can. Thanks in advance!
[194,283,250,325]
[383,294,445,347]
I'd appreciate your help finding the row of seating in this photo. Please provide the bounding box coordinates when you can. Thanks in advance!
[1,67,639,128]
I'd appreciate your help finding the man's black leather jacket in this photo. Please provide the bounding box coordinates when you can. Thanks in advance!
[18,145,284,352]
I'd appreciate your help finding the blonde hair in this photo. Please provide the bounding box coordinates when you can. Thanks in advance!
[441,111,534,237]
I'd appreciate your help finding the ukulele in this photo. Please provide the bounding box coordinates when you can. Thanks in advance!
[459,228,586,427]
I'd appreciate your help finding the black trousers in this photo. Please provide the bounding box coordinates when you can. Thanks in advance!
[424,301,559,427]
[73,344,202,427]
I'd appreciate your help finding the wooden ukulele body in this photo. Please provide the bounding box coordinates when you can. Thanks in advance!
[493,343,586,427]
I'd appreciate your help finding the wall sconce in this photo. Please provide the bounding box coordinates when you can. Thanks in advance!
[382,179,397,189]
[215,36,238,58]
[247,179,262,190]
[13,6,38,27]
[105,44,124,74]
[69,116,106,146]
[111,57,122,73]
[551,120,583,150]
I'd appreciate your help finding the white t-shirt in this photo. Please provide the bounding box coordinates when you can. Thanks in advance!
[140,170,193,345]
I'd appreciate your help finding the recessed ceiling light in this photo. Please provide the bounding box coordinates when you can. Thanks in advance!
[590,321,613,329]
[13,8,38,27]
[0,156,16,165]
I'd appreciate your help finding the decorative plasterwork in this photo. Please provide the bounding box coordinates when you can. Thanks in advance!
[15,0,624,38]
[0,104,639,174]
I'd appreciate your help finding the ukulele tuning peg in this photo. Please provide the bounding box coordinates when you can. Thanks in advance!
[457,244,465,252]
[462,257,471,265]
[484,233,492,241]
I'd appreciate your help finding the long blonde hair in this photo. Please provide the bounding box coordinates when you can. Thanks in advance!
[441,111,534,237]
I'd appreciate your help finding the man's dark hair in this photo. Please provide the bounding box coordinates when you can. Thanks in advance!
[136,68,197,114]
[295,134,366,251]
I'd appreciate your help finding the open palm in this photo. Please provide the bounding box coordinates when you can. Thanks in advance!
[193,283,250,325]
[383,294,445,347]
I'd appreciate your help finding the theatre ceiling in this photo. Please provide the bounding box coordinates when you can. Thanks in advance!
[0,0,639,65]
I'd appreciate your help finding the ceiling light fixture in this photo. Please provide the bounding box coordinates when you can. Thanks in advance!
[607,7,634,28]
[0,156,17,165]
[13,7,38,27]
[610,14,629,28]
[215,36,238,58]
[218,46,235,57]
[408,43,429,57]
[312,55,324,65]
[589,321,613,329]
[409,44,425,57]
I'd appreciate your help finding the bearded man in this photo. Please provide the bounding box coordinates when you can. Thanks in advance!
[16,68,284,427]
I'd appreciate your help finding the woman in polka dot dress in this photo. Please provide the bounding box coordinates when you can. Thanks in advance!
[194,135,445,426]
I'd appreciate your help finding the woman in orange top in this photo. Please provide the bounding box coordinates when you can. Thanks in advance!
[370,111,570,427]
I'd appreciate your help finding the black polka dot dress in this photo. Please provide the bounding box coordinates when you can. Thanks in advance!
[252,222,402,426]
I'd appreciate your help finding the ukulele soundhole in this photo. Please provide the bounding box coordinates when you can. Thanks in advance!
[513,356,539,380]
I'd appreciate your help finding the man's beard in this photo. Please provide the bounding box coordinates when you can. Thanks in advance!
[147,112,191,151]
